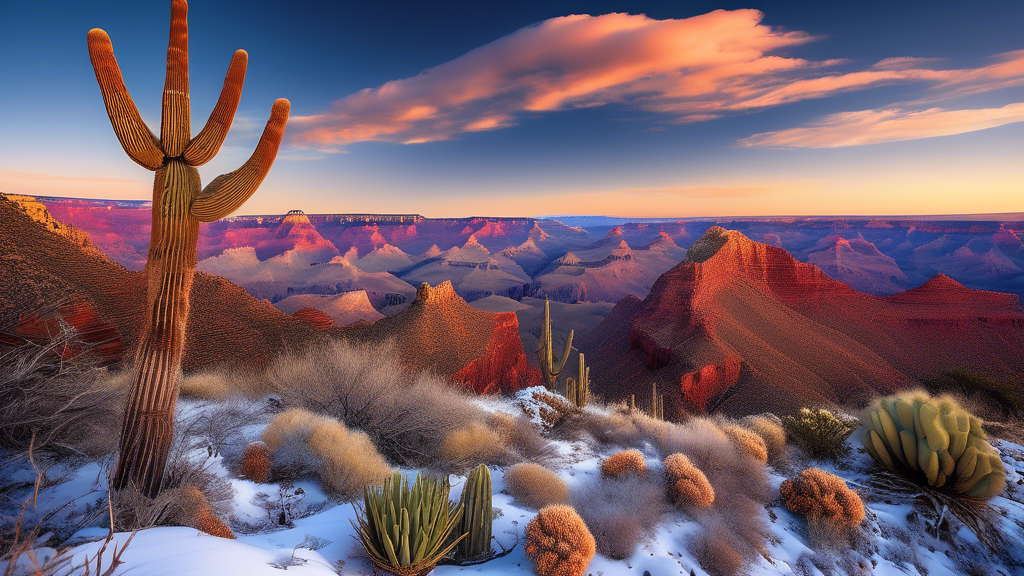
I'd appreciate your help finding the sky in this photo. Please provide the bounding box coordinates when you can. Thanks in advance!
[0,1,1022,218]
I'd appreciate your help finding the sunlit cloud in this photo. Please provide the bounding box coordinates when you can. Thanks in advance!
[739,102,1024,148]
[289,9,1024,149]
[618,185,773,198]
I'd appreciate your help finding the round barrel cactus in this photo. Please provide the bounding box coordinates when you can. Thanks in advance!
[861,393,1005,499]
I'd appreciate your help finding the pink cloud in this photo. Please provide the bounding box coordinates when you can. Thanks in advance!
[289,10,1024,148]
[738,102,1024,148]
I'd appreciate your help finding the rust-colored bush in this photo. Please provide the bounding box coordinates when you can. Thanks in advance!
[505,463,569,509]
[181,486,235,539]
[741,414,786,463]
[600,449,647,479]
[663,453,714,509]
[780,468,864,529]
[238,441,271,483]
[525,505,596,576]
[720,423,768,463]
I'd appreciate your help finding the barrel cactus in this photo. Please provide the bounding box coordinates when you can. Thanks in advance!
[861,392,1006,499]
[455,464,493,560]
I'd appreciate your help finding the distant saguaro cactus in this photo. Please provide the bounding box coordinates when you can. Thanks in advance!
[537,299,573,391]
[87,0,289,496]
[564,352,589,408]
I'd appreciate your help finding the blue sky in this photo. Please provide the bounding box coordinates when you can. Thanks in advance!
[1,1,1022,217]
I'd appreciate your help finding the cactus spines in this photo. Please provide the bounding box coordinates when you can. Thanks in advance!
[456,464,493,560]
[564,353,589,408]
[88,0,289,497]
[537,298,573,391]
[861,393,1006,499]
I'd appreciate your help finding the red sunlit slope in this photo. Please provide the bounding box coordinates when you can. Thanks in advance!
[580,226,1024,417]
[340,281,539,393]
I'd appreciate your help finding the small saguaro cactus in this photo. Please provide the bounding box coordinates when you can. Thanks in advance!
[564,352,589,408]
[537,299,573,391]
[650,382,664,420]
[456,464,493,560]
[87,0,290,496]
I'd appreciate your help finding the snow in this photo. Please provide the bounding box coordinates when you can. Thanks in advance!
[4,396,1024,576]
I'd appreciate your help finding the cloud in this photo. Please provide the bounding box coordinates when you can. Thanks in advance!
[289,9,1024,149]
[618,185,772,198]
[738,102,1024,148]
[0,170,150,198]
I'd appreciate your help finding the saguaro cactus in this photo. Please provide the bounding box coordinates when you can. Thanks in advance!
[87,0,289,496]
[537,299,573,391]
[456,464,493,560]
[564,352,589,408]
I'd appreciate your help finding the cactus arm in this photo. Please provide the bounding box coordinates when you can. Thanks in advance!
[86,29,165,170]
[190,98,290,222]
[184,50,248,166]
[554,330,574,374]
[161,0,191,156]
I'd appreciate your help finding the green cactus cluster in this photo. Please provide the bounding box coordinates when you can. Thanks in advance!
[353,472,465,575]
[564,353,589,408]
[537,299,574,391]
[783,407,859,460]
[455,464,493,560]
[862,393,1006,499]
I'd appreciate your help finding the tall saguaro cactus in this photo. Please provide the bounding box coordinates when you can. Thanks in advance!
[87,0,290,496]
[537,299,573,391]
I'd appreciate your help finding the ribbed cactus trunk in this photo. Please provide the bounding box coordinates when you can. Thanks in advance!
[89,0,289,496]
[537,299,573,391]
[456,464,493,560]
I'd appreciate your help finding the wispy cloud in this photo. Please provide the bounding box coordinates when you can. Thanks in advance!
[739,102,1024,148]
[618,185,772,198]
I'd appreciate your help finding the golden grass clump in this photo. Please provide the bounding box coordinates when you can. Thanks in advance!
[505,463,569,509]
[238,441,271,483]
[525,505,596,576]
[740,414,786,463]
[261,407,394,498]
[663,453,715,509]
[441,421,504,466]
[181,486,235,539]
[178,370,232,401]
[780,468,864,529]
[720,423,768,463]
[600,449,647,479]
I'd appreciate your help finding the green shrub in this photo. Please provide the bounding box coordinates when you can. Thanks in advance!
[861,392,1006,499]
[782,408,859,460]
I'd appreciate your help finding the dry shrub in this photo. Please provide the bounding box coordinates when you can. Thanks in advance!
[0,334,125,458]
[570,475,668,559]
[561,409,644,447]
[691,520,746,576]
[741,414,786,463]
[525,505,596,576]
[781,468,864,546]
[179,370,232,401]
[487,411,557,466]
[180,486,236,539]
[531,391,579,429]
[782,407,859,461]
[720,423,768,463]
[238,441,271,483]
[650,418,771,576]
[599,449,647,479]
[441,422,504,468]
[505,463,569,509]
[663,453,714,509]
[261,408,393,499]
[267,340,490,466]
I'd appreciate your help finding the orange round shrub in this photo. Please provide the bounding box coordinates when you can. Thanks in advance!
[780,468,864,528]
[663,453,714,509]
[525,505,596,576]
[720,423,768,463]
[239,441,271,483]
[600,449,647,479]
[181,486,235,539]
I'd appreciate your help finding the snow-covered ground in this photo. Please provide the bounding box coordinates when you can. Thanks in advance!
[4,389,1024,576]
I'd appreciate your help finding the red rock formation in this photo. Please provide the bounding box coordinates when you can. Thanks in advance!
[291,307,335,331]
[454,312,540,394]
[7,299,124,364]
[580,226,1024,417]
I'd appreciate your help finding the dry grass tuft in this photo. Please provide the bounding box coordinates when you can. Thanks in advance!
[505,463,569,509]
[720,423,768,463]
[525,504,596,576]
[740,414,786,463]
[691,520,746,576]
[781,468,864,546]
[599,449,647,479]
[262,407,393,499]
[180,486,236,539]
[570,474,668,559]
[441,421,504,468]
[178,370,233,401]
[663,453,715,510]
